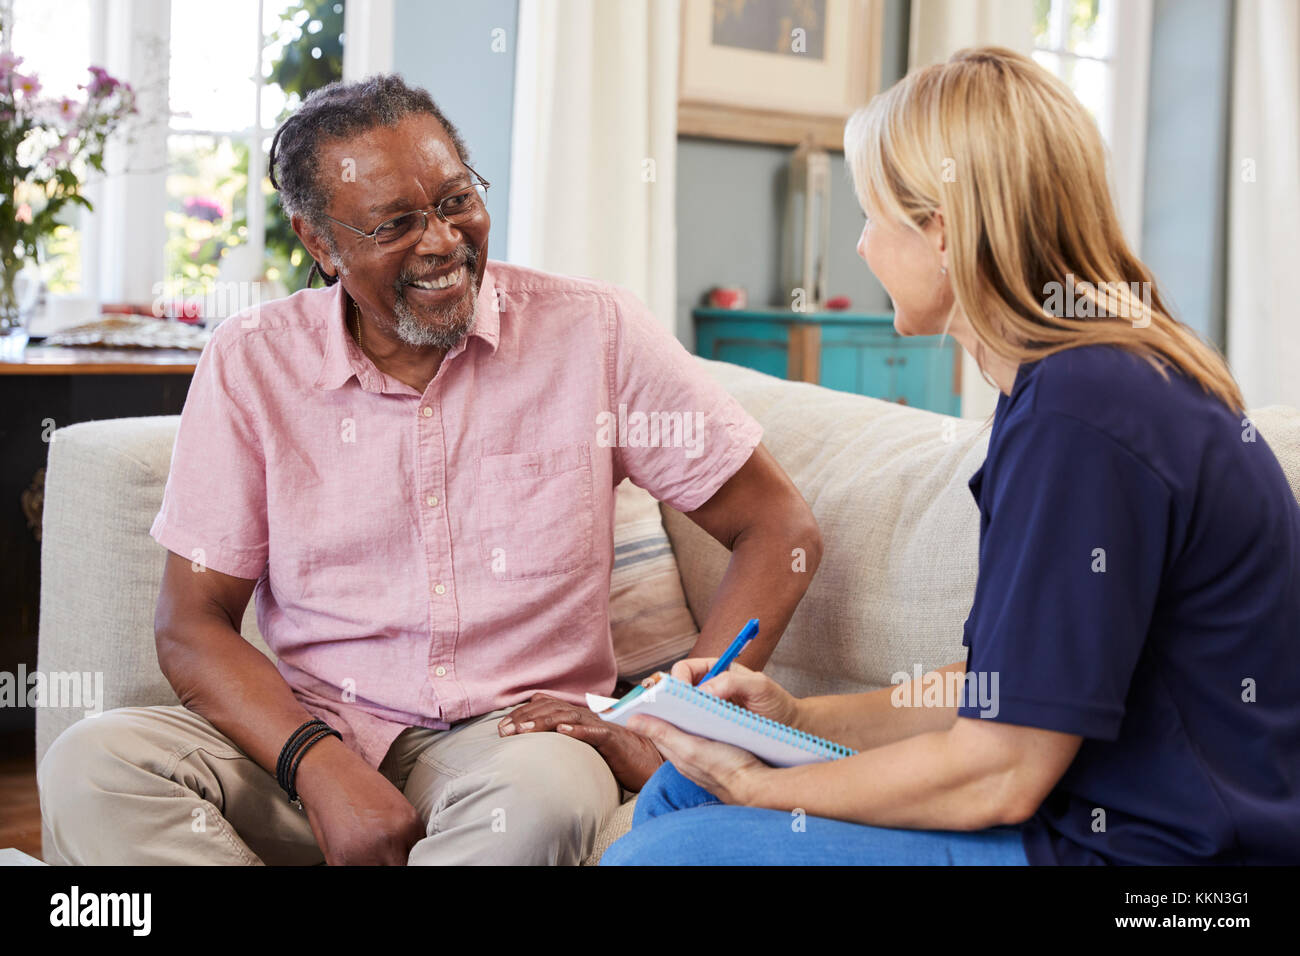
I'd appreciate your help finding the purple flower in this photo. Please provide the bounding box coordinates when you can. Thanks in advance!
[85,65,121,97]
[0,52,25,74]
[45,135,75,167]
[183,196,226,223]
[12,72,42,97]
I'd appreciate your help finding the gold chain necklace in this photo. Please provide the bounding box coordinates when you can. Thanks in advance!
[350,300,363,349]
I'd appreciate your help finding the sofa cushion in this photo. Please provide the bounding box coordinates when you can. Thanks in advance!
[610,479,699,680]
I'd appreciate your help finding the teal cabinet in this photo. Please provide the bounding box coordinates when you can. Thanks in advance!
[694,308,961,416]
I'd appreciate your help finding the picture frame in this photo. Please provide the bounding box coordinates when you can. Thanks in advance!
[678,0,885,151]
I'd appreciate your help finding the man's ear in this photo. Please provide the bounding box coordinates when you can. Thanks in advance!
[291,214,336,279]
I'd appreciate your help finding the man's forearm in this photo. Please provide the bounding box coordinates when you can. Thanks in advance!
[156,617,331,777]
[686,513,821,671]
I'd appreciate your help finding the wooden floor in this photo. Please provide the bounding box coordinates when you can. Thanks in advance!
[0,752,43,860]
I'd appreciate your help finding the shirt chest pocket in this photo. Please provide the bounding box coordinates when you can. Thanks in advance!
[476,442,595,580]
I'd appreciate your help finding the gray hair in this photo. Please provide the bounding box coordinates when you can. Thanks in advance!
[269,74,470,287]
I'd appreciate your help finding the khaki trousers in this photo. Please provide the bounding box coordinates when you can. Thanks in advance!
[37,704,621,865]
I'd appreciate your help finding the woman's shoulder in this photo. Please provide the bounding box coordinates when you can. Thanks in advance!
[1013,344,1234,427]
[997,344,1243,486]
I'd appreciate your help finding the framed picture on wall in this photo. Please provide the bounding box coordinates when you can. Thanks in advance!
[678,0,884,150]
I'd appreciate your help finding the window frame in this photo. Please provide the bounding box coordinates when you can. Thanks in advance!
[81,0,365,307]
[1032,0,1153,250]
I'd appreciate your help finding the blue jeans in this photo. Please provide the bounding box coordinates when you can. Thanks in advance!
[600,761,1031,865]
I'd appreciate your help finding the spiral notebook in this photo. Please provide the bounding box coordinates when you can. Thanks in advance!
[586,672,857,768]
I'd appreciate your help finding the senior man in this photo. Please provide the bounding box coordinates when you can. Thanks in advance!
[38,75,821,866]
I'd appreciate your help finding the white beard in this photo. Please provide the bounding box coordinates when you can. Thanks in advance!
[391,271,480,349]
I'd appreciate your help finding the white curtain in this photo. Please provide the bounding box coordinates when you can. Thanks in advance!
[908,0,1033,419]
[507,0,680,335]
[1227,0,1300,411]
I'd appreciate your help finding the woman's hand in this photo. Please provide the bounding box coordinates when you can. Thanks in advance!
[670,657,802,728]
[626,714,772,805]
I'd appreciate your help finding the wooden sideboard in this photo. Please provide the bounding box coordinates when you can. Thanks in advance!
[0,344,196,747]
[694,307,962,416]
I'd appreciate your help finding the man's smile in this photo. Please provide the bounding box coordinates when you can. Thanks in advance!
[404,263,466,294]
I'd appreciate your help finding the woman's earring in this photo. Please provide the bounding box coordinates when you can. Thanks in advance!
[940,264,948,276]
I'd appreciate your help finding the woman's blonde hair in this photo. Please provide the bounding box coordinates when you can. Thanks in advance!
[844,46,1245,413]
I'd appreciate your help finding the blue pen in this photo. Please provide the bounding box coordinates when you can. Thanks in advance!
[698,618,759,685]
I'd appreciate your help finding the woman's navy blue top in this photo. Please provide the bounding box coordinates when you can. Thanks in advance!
[957,344,1300,864]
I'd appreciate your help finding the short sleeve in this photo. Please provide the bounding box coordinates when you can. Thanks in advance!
[149,330,269,579]
[958,411,1170,740]
[608,287,763,512]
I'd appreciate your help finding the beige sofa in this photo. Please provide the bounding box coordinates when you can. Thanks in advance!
[35,358,1300,864]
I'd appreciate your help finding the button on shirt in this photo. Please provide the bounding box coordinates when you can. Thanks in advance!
[150,261,763,768]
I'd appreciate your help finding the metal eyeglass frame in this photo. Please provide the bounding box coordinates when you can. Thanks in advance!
[322,164,491,252]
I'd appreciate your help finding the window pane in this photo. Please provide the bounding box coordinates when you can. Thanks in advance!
[10,0,91,98]
[169,0,260,132]
[1032,0,1052,48]
[11,0,93,293]
[1062,55,1110,133]
[164,134,250,298]
[261,0,347,290]
[1032,50,1060,77]
[165,0,345,295]
[1068,0,1107,59]
[261,0,344,130]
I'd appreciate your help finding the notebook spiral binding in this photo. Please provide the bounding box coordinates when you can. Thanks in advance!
[663,676,857,758]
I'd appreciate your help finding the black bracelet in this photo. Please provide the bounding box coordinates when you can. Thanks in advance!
[276,719,329,793]
[285,726,341,809]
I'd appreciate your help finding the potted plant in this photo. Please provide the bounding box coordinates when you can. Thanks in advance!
[0,16,136,335]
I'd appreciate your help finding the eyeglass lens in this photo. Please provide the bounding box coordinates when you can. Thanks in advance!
[373,185,486,246]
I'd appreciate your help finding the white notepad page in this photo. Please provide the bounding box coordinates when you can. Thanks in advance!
[587,672,855,768]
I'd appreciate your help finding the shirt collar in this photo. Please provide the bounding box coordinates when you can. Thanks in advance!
[314,261,501,391]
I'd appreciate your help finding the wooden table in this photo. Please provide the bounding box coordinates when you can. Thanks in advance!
[0,342,198,750]
[0,344,198,375]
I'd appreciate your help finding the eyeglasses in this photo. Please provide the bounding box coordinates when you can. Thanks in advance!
[323,165,491,253]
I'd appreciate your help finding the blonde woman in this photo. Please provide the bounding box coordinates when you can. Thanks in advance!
[602,47,1300,866]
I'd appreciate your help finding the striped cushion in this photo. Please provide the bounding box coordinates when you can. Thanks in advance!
[610,478,699,680]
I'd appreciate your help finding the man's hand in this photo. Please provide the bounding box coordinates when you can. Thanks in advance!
[498,694,665,792]
[294,736,425,865]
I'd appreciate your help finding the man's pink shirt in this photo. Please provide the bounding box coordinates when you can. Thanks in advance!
[150,261,763,768]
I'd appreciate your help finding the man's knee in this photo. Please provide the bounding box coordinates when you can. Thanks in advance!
[42,712,120,797]
[476,732,621,859]
[40,712,123,853]
[39,708,171,820]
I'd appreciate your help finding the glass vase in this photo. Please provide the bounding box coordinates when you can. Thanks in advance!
[0,257,40,336]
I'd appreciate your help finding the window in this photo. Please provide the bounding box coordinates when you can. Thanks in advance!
[8,0,93,293]
[1032,0,1153,247]
[166,0,344,304]
[6,0,343,312]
